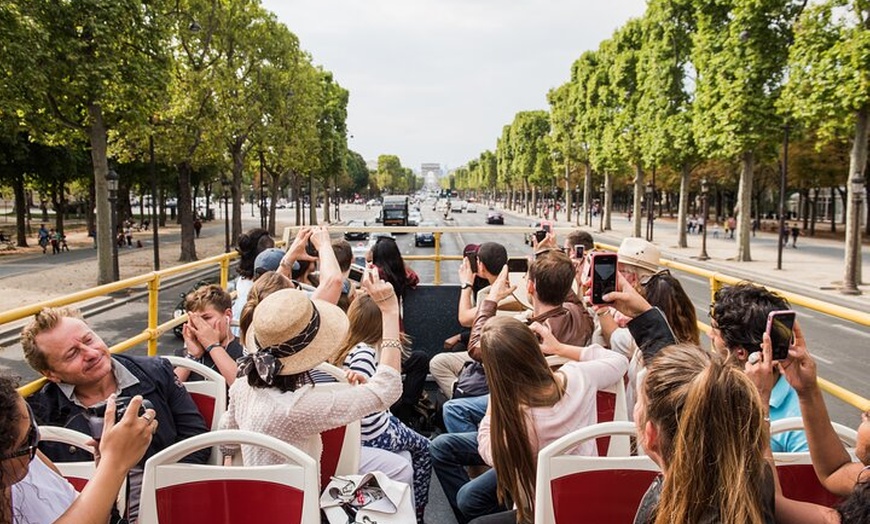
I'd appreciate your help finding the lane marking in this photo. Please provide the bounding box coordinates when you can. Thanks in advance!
[831,324,870,339]
[813,354,834,365]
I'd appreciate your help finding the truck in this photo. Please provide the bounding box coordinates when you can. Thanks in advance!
[381,195,410,228]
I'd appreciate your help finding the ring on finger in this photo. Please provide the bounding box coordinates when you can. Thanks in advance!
[748,352,762,365]
[142,413,155,424]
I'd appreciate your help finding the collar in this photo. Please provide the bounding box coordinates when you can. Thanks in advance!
[769,373,790,409]
[58,359,140,408]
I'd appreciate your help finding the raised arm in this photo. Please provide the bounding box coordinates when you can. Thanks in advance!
[310,227,344,304]
[468,266,515,361]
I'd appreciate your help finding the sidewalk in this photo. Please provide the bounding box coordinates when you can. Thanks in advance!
[497,205,870,313]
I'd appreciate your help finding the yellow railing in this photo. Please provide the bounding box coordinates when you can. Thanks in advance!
[11,226,869,413]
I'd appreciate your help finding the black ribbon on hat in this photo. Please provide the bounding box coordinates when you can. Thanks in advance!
[237,305,321,384]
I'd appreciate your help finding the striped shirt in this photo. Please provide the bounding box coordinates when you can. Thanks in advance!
[344,343,391,440]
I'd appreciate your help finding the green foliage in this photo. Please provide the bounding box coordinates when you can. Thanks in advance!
[377,154,408,192]
[510,110,551,186]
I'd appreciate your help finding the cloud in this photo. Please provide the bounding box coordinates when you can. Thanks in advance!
[262,0,648,172]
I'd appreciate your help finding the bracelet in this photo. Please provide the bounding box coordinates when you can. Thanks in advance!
[374,293,396,303]
[381,339,403,349]
[597,308,611,317]
[205,343,224,354]
[460,282,472,290]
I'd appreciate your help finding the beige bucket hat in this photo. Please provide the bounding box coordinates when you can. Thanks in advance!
[616,237,661,274]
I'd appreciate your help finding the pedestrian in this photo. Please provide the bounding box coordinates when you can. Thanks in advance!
[60,233,69,252]
[727,216,737,239]
[37,224,49,253]
[712,223,720,239]
[791,224,800,248]
[49,229,59,254]
[125,223,133,247]
[752,218,759,237]
[193,217,202,238]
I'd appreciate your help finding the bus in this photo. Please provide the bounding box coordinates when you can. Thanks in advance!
[381,195,410,228]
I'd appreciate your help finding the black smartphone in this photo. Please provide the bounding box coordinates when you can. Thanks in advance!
[306,239,318,257]
[534,230,547,243]
[590,252,618,305]
[507,257,529,273]
[574,245,585,259]
[348,264,365,283]
[766,310,796,361]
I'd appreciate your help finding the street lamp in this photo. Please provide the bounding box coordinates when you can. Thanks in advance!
[106,169,120,281]
[222,177,230,253]
[698,178,710,261]
[645,181,655,242]
[575,184,580,226]
[598,183,605,233]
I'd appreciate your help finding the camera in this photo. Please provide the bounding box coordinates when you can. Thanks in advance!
[90,396,155,423]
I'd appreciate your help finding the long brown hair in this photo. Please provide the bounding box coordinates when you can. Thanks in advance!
[479,316,565,524]
[641,273,700,345]
[239,271,292,344]
[333,294,383,366]
[641,344,769,524]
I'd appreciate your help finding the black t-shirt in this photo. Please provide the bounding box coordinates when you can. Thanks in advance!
[174,338,244,382]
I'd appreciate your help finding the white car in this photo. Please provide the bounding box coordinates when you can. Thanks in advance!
[408,212,422,226]
[466,203,477,213]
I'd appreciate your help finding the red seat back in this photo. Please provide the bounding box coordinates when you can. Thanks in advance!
[551,469,658,523]
[65,476,89,493]
[156,479,304,523]
[189,392,216,429]
[777,464,841,507]
[320,426,348,488]
[596,391,616,456]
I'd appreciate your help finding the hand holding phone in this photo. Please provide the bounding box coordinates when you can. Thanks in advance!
[348,264,366,283]
[766,310,796,361]
[573,245,585,259]
[590,253,618,305]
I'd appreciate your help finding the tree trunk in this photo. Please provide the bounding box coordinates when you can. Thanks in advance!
[231,142,245,243]
[564,164,572,223]
[831,186,837,232]
[604,172,613,231]
[309,175,317,226]
[632,163,643,237]
[677,162,691,248]
[88,104,113,284]
[523,177,530,215]
[322,178,331,224]
[736,151,754,262]
[584,163,592,226]
[531,185,538,216]
[13,174,28,247]
[843,106,868,293]
[268,172,280,236]
[810,187,819,236]
[801,189,810,230]
[177,162,197,262]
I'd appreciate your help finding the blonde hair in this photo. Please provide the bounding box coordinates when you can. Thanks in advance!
[642,344,769,524]
[333,294,383,366]
[479,316,564,523]
[20,307,84,373]
[239,271,292,344]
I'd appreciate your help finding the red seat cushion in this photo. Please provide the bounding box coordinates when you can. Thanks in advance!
[320,426,347,488]
[156,479,304,523]
[777,464,841,507]
[595,391,616,456]
[189,393,215,429]
[551,469,658,523]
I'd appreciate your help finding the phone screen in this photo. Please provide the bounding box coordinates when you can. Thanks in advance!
[507,257,529,273]
[534,230,547,243]
[348,264,365,283]
[591,253,618,305]
[574,245,585,259]
[767,311,796,360]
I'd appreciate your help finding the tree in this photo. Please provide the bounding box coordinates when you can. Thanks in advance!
[312,71,349,224]
[510,111,551,215]
[377,155,406,193]
[782,0,870,292]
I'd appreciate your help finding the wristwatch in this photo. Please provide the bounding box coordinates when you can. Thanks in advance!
[204,343,224,354]
[460,282,472,290]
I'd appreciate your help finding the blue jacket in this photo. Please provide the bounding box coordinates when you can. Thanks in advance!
[28,354,210,465]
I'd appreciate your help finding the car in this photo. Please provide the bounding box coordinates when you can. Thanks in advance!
[368,232,396,249]
[466,203,477,213]
[452,200,467,212]
[408,212,422,227]
[414,222,437,247]
[351,242,369,266]
[486,210,504,225]
[343,220,369,241]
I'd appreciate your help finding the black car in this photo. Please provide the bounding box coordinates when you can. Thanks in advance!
[344,220,369,241]
[414,222,436,247]
[486,210,504,225]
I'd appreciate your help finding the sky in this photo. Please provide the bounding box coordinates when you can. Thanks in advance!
[262,0,649,174]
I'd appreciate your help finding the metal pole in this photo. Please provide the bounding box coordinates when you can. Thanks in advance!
[699,181,710,260]
[224,191,230,253]
[777,124,789,270]
[109,195,119,281]
[259,154,266,230]
[149,134,160,271]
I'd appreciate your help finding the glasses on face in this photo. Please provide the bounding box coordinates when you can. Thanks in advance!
[639,268,671,286]
[1,404,39,462]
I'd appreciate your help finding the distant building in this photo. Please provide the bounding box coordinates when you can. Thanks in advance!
[421,163,442,188]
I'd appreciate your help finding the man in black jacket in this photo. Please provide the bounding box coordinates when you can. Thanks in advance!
[21,306,209,520]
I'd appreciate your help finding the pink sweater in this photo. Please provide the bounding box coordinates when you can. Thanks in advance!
[478,344,628,465]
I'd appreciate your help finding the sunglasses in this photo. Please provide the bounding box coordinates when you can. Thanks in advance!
[639,268,671,286]
[1,404,39,462]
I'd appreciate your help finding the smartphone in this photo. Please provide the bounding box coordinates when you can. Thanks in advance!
[534,230,547,243]
[507,257,529,273]
[590,252,618,305]
[574,245,585,259]
[305,239,318,258]
[348,264,365,283]
[466,253,478,274]
[766,310,796,361]
[541,220,553,233]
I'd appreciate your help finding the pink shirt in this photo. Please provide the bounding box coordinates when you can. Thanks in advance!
[478,345,628,465]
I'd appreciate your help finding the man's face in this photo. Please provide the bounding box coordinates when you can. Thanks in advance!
[35,317,112,386]
[189,306,231,337]
[617,264,640,287]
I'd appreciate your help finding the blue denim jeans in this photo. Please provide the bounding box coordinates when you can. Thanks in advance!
[443,395,489,433]
[430,431,504,524]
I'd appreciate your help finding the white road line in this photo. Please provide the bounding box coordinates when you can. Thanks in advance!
[831,324,870,339]
[813,354,834,365]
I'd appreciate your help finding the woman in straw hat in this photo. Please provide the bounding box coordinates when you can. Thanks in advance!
[219,270,403,470]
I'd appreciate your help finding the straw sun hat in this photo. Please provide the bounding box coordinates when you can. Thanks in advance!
[242,288,349,381]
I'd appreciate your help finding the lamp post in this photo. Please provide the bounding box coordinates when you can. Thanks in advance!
[148,133,159,270]
[259,153,266,230]
[575,184,580,226]
[598,183,605,233]
[776,123,790,270]
[698,178,710,261]
[222,177,230,253]
[106,169,120,282]
[645,181,655,242]
[250,184,255,217]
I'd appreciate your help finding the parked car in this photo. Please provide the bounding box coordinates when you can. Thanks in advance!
[486,210,504,225]
[344,220,369,241]
[415,222,437,247]
[466,203,478,213]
